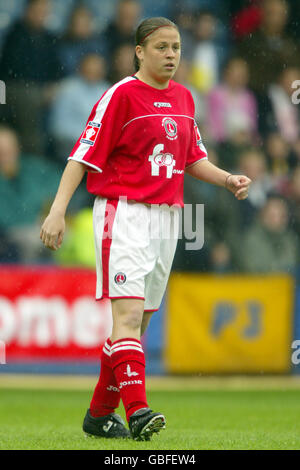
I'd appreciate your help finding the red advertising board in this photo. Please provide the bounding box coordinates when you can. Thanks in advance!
[0,266,112,361]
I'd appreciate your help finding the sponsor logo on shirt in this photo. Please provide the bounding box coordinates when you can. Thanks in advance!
[154,152,174,167]
[114,272,127,285]
[162,117,178,140]
[80,121,101,146]
[154,102,172,108]
[149,143,178,179]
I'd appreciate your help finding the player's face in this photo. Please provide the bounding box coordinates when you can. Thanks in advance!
[138,27,181,83]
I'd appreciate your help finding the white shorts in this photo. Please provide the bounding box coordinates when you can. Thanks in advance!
[93,197,180,311]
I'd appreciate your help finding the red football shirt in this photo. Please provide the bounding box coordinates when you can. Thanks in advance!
[68,75,207,207]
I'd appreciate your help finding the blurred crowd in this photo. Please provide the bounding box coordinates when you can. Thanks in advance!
[0,0,300,274]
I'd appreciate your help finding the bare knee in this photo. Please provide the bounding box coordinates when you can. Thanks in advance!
[119,308,143,330]
[111,299,144,341]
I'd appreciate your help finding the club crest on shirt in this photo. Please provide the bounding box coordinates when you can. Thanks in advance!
[80,121,101,146]
[114,272,127,285]
[162,117,178,140]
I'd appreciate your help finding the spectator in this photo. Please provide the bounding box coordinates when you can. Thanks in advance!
[54,208,95,268]
[184,148,273,270]
[286,167,300,250]
[235,148,274,229]
[0,229,20,264]
[173,148,233,272]
[207,57,258,144]
[259,67,300,153]
[188,10,229,94]
[238,0,300,94]
[210,241,233,273]
[0,0,62,154]
[49,53,110,161]
[173,58,206,128]
[265,133,297,189]
[286,0,300,40]
[231,0,262,40]
[286,166,300,266]
[0,126,60,263]
[216,135,254,175]
[103,0,141,56]
[239,148,274,208]
[171,9,195,59]
[240,195,298,272]
[57,4,106,77]
[108,43,136,83]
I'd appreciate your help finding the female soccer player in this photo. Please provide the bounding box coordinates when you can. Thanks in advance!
[40,17,251,441]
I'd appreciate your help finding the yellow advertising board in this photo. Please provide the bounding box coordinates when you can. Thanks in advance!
[165,274,294,373]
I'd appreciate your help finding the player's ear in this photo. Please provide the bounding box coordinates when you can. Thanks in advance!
[135,45,143,62]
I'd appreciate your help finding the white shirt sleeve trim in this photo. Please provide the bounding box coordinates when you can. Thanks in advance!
[185,156,208,170]
[67,157,102,173]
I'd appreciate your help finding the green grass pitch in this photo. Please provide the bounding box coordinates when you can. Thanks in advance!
[1,378,300,450]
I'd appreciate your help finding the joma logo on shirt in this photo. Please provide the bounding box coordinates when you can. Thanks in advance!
[154,102,172,108]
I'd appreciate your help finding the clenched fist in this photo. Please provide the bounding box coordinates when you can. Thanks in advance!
[225,174,252,200]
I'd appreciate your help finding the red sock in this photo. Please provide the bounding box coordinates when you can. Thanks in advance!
[89,338,121,417]
[110,338,148,422]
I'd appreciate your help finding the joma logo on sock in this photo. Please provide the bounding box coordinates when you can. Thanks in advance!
[106,385,120,392]
[119,380,142,389]
[124,364,139,377]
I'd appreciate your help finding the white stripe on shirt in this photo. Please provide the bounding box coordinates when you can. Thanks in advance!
[72,76,136,161]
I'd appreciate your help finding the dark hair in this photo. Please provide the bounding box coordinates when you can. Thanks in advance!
[26,0,47,7]
[134,17,179,71]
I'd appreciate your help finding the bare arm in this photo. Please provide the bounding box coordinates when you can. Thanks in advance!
[186,159,251,200]
[40,160,86,250]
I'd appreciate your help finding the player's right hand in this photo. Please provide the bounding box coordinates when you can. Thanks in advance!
[40,211,65,251]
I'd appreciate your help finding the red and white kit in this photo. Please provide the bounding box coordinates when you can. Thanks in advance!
[68,76,207,307]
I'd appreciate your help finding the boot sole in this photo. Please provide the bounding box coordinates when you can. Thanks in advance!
[134,414,166,441]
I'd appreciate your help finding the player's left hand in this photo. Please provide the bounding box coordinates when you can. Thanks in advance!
[226,175,252,200]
